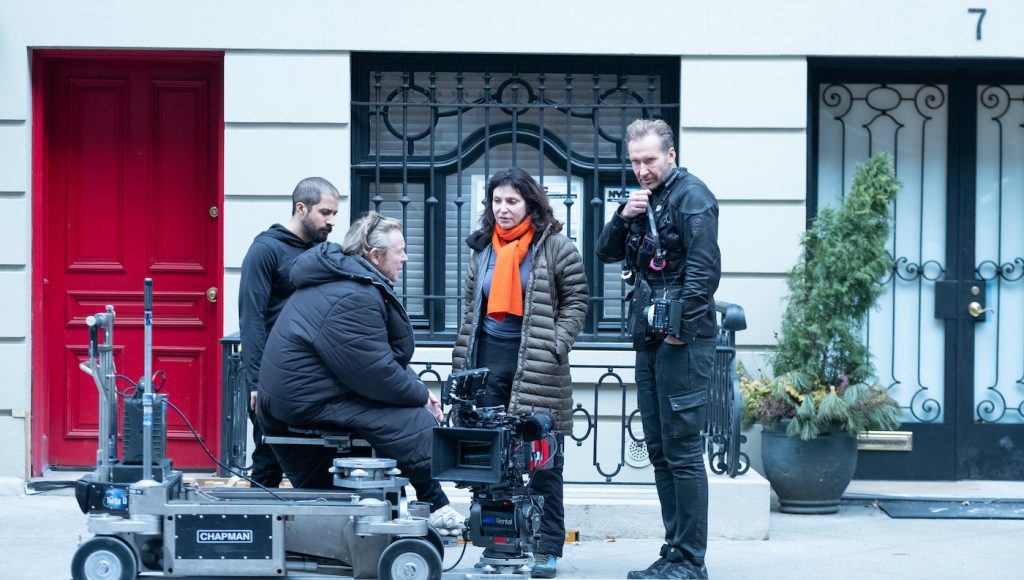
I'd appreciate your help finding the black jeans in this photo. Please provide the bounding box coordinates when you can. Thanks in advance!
[635,336,715,566]
[477,332,566,558]
[248,407,283,488]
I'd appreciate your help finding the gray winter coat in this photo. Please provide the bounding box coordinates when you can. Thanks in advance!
[452,227,589,432]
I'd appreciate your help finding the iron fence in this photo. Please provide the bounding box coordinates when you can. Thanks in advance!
[219,302,748,480]
[218,332,247,477]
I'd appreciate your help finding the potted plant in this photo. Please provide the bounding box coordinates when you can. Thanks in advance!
[741,153,902,514]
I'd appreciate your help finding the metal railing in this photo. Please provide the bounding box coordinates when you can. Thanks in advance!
[707,301,750,477]
[219,332,247,477]
[219,301,749,480]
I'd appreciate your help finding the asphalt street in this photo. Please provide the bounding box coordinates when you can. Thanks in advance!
[2,487,1023,579]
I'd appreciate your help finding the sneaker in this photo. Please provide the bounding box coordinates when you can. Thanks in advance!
[532,553,558,578]
[428,504,465,536]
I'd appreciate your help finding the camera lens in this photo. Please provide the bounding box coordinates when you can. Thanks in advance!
[519,412,553,441]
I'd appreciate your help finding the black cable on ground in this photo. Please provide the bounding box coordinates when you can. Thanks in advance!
[443,528,470,572]
[25,480,78,493]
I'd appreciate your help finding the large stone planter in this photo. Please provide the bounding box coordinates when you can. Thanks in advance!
[760,425,858,514]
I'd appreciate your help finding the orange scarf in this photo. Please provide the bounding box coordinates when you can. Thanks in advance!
[487,220,535,321]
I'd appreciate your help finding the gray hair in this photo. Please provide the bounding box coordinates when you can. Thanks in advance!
[625,119,675,153]
[291,177,341,215]
[341,212,403,258]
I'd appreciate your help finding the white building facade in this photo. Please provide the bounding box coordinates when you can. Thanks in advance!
[2,0,1023,482]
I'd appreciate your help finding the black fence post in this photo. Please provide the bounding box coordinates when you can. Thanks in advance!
[706,302,750,477]
[219,332,247,477]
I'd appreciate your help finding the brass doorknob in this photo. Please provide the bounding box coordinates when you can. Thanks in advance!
[206,287,219,303]
[968,301,994,318]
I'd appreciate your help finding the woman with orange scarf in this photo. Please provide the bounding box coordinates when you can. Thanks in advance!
[452,168,589,578]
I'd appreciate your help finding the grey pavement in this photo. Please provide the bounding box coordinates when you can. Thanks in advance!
[3,481,1024,580]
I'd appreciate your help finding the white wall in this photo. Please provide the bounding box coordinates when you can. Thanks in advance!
[4,1,1024,72]
[3,0,1024,479]
[222,51,353,335]
[680,58,808,353]
[0,88,30,478]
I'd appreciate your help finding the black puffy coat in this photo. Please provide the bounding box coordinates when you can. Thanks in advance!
[257,242,429,427]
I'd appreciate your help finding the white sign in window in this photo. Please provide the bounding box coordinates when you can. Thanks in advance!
[603,186,631,223]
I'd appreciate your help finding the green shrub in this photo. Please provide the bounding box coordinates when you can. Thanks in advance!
[746,153,903,439]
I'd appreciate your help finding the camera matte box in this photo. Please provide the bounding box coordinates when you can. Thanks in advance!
[432,427,506,484]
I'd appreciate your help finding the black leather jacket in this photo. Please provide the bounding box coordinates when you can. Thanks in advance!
[596,167,721,347]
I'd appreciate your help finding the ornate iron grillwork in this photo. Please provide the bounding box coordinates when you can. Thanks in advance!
[817,82,948,423]
[351,54,679,342]
[417,302,750,482]
[220,303,749,482]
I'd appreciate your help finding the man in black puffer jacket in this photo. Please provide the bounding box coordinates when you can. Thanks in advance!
[257,212,463,533]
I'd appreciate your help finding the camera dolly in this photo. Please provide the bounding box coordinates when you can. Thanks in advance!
[71,279,443,580]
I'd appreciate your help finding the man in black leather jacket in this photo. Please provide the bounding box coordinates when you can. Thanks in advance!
[596,119,720,580]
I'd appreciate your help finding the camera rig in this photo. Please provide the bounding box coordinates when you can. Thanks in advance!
[432,368,556,573]
[644,296,685,338]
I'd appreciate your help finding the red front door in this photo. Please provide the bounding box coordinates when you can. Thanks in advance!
[33,51,223,473]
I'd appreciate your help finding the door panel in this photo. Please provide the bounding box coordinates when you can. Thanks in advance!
[37,52,223,472]
[813,66,1024,480]
[67,79,129,272]
[973,84,1024,425]
[150,80,212,273]
[962,83,1024,479]
[817,82,950,425]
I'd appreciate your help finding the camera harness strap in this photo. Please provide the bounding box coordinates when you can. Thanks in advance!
[645,203,666,272]
[642,170,688,298]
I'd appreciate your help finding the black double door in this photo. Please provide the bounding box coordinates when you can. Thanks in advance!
[812,61,1024,480]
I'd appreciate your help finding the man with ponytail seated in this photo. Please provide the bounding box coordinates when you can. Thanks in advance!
[256,212,464,535]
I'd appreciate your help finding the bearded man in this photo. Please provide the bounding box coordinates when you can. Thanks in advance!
[238,177,340,488]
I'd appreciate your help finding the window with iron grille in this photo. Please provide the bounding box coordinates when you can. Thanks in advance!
[351,53,679,344]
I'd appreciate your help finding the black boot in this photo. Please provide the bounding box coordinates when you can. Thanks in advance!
[626,545,672,579]
[627,547,707,580]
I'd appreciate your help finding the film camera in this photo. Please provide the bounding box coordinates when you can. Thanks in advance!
[432,368,555,566]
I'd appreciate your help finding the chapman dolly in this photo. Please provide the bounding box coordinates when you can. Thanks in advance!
[71,279,444,580]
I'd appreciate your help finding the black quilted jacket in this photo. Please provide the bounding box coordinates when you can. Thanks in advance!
[258,242,428,427]
[452,227,589,432]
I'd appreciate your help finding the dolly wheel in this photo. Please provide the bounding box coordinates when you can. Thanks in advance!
[424,527,446,561]
[71,536,138,580]
[378,538,442,580]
